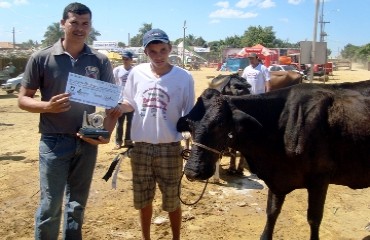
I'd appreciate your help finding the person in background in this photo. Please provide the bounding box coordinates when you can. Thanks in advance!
[113,50,134,150]
[6,62,16,77]
[118,28,195,240]
[241,52,271,94]
[17,3,120,239]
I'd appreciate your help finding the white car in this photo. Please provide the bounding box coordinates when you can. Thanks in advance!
[1,73,23,94]
[268,64,306,79]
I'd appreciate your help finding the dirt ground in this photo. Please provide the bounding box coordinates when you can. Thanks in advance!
[1,64,370,240]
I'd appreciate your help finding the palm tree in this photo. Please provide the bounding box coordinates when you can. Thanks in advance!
[42,22,63,46]
[42,22,101,46]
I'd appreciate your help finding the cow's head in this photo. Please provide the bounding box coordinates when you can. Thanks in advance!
[209,73,251,96]
[177,74,251,133]
[177,88,222,132]
[183,88,262,180]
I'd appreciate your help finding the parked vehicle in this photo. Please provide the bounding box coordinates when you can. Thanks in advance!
[1,73,23,94]
[0,70,10,85]
[268,64,306,79]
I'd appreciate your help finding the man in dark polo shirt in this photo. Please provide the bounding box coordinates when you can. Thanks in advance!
[18,3,121,240]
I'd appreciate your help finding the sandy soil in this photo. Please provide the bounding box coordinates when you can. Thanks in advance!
[1,64,370,240]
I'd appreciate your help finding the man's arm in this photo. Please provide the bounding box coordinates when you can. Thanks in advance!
[18,87,71,113]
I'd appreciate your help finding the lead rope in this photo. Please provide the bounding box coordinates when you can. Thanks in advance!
[178,172,209,206]
[178,139,224,206]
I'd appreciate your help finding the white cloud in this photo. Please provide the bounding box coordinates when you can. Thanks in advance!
[235,0,259,9]
[0,1,12,8]
[215,1,229,8]
[288,0,303,5]
[209,8,258,18]
[259,0,276,8]
[13,0,29,4]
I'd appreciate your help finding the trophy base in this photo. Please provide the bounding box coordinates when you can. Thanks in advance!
[78,127,110,139]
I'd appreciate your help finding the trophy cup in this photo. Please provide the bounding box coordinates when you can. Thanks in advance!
[78,111,110,139]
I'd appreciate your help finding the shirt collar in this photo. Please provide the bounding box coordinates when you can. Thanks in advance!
[51,38,93,56]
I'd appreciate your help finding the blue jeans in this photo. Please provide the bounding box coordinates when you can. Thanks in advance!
[35,134,97,240]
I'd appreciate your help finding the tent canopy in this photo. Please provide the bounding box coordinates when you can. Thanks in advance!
[237,44,276,59]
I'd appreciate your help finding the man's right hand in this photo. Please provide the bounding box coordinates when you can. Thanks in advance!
[46,93,71,113]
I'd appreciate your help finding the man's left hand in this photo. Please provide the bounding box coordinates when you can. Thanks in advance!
[77,133,110,145]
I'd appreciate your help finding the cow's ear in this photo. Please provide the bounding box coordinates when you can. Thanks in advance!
[232,109,262,135]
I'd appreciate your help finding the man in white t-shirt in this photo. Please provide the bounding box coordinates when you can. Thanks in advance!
[241,52,271,94]
[118,28,195,240]
[112,50,134,150]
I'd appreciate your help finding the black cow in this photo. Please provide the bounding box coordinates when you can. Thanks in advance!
[181,73,251,178]
[178,80,370,240]
[180,72,303,177]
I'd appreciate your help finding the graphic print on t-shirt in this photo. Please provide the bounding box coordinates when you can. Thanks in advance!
[140,87,170,120]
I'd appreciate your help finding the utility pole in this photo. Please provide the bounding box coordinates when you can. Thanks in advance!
[319,0,330,42]
[12,27,16,49]
[182,20,186,68]
[309,0,320,83]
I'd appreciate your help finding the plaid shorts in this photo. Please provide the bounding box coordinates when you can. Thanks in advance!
[130,142,183,212]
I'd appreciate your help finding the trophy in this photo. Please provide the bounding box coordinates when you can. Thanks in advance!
[78,111,110,139]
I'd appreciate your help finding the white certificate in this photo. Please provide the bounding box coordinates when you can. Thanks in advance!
[65,72,122,109]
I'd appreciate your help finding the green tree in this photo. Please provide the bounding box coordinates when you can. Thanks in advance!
[86,27,101,45]
[208,40,226,62]
[241,25,277,48]
[130,23,152,47]
[357,43,370,62]
[118,42,126,48]
[193,36,207,47]
[19,39,39,49]
[224,35,243,48]
[341,44,360,60]
[42,22,63,46]
[42,22,101,46]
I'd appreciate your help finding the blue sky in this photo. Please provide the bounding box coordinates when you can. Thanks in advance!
[0,0,369,57]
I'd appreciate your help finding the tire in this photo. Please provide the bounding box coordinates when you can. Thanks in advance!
[6,90,14,94]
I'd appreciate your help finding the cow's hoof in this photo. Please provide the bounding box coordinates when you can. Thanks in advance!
[212,178,220,183]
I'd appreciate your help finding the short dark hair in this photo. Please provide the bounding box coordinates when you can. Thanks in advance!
[63,2,92,20]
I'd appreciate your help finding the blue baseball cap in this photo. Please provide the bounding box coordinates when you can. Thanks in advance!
[121,51,133,59]
[142,29,170,48]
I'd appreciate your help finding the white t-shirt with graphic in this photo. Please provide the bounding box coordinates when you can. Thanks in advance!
[123,63,195,144]
[242,63,270,94]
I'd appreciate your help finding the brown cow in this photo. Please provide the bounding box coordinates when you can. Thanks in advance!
[269,71,303,91]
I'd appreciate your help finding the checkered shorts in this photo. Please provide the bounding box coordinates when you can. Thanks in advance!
[130,142,183,212]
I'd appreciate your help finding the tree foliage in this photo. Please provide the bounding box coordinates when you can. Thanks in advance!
[241,25,276,48]
[42,22,63,46]
[130,23,152,47]
[341,44,359,60]
[36,21,370,63]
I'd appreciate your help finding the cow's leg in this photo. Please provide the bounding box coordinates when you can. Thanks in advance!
[228,149,237,174]
[260,189,286,240]
[212,159,220,183]
[235,154,246,175]
[306,183,329,240]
